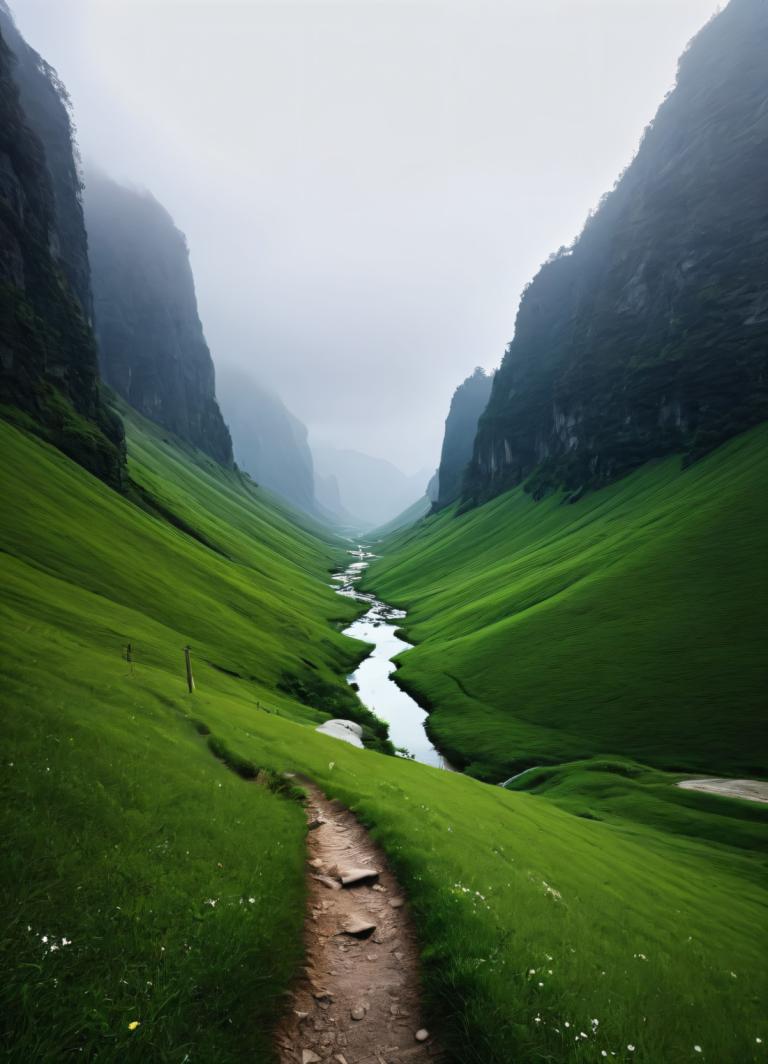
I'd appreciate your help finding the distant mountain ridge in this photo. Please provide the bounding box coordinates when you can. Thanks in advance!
[85,172,233,466]
[466,0,768,505]
[313,445,429,529]
[216,366,316,513]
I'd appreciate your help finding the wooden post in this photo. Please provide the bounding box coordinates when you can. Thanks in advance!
[184,645,195,693]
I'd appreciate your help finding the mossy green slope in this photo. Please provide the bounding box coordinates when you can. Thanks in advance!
[2,412,766,1063]
[368,427,768,781]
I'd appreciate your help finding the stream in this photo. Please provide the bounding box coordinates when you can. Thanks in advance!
[333,547,449,768]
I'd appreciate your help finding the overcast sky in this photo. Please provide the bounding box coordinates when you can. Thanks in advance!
[13,0,720,474]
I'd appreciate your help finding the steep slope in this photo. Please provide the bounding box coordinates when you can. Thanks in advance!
[216,365,316,514]
[467,0,768,503]
[1,412,766,1064]
[369,425,768,781]
[85,171,233,466]
[434,367,493,509]
[0,17,124,485]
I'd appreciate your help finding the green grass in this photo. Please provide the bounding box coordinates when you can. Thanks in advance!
[367,426,768,781]
[1,411,766,1062]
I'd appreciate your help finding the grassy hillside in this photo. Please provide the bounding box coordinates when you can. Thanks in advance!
[367,426,768,781]
[2,412,766,1063]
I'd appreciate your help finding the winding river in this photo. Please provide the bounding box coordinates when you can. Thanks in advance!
[333,547,448,768]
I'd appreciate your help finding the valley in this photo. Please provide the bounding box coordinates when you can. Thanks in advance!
[1,0,766,1061]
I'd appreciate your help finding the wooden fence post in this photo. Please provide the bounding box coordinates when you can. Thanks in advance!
[184,645,195,693]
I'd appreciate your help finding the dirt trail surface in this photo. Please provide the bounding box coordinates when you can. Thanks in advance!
[276,782,441,1064]
[678,777,768,803]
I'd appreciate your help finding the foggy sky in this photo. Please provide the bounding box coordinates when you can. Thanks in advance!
[13,0,721,474]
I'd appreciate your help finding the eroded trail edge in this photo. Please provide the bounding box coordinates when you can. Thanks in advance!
[276,782,440,1064]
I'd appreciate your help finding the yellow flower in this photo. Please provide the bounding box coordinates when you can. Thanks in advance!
[128,1021,140,1031]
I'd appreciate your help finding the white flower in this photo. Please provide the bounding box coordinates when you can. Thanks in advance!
[248,897,255,904]
[601,1053,608,1059]
[756,1038,762,1044]
[628,1047,636,1053]
[694,1048,702,1054]
[529,968,536,975]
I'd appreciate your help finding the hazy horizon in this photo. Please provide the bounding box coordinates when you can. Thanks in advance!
[12,0,721,473]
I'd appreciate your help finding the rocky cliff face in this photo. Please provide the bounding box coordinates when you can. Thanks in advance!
[0,2,92,320]
[85,172,233,466]
[215,367,316,513]
[0,11,124,485]
[467,0,768,504]
[433,367,493,509]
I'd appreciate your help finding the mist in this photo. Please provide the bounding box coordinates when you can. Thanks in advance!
[12,0,720,474]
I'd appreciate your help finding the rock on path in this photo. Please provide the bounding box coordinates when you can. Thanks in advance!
[677,776,768,803]
[275,783,441,1064]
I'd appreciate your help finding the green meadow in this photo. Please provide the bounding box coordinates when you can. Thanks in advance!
[368,426,768,782]
[1,412,766,1063]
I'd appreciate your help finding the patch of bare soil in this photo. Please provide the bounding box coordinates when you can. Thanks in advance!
[275,782,441,1064]
[677,777,768,803]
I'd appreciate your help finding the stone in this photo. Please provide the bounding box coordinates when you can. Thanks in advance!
[339,915,376,937]
[340,867,380,887]
[389,898,404,908]
[351,1005,366,1021]
[415,1029,429,1042]
[313,874,342,891]
[302,1052,322,1064]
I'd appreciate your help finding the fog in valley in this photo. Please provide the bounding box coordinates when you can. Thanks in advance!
[12,0,721,519]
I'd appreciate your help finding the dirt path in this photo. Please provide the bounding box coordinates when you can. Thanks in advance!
[677,777,768,803]
[275,783,440,1064]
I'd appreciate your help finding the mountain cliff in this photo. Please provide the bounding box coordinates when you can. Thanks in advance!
[433,367,493,510]
[467,0,768,504]
[215,366,316,513]
[85,172,233,466]
[0,2,92,319]
[0,10,124,485]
